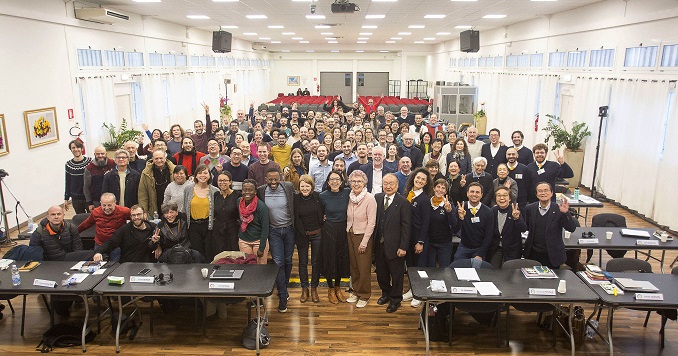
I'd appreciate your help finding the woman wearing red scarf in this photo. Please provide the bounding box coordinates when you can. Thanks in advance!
[237,179,269,264]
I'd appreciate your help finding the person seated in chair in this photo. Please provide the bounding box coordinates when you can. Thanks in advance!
[29,205,83,261]
[154,201,204,263]
[93,205,158,263]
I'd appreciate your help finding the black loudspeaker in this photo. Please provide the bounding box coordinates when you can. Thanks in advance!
[460,30,479,53]
[212,31,232,53]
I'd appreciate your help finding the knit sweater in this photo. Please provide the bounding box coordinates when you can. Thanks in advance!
[237,197,270,251]
[65,157,92,201]
[78,205,131,245]
[163,181,188,212]
[346,191,377,247]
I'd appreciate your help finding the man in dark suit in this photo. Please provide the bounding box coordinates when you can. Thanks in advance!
[396,106,415,126]
[505,147,530,209]
[374,173,411,313]
[511,130,534,166]
[397,133,424,168]
[523,182,576,269]
[454,182,494,261]
[360,146,396,193]
[488,186,528,268]
[526,143,574,203]
[481,128,508,176]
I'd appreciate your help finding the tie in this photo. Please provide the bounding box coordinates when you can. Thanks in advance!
[471,207,477,215]
[509,165,514,171]
[537,163,543,169]
[407,191,415,202]
[384,196,390,210]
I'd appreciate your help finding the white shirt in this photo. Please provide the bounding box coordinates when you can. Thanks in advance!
[490,143,501,158]
[372,166,383,194]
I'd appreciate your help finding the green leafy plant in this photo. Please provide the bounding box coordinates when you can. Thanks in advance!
[542,114,591,151]
[102,118,142,151]
[472,103,486,126]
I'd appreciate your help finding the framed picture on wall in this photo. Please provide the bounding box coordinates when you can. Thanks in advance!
[0,114,8,156]
[24,107,59,148]
[287,76,300,86]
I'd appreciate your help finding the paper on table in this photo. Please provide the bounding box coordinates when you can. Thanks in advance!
[620,229,651,238]
[472,282,501,296]
[71,261,86,270]
[93,269,106,275]
[455,268,480,281]
[67,273,89,284]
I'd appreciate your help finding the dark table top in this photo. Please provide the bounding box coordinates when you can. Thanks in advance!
[564,227,677,250]
[0,260,115,295]
[580,272,678,308]
[408,267,599,303]
[93,262,278,298]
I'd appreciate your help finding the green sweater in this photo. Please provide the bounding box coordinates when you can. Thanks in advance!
[237,198,269,251]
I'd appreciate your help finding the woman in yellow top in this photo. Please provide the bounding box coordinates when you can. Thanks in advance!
[182,164,219,259]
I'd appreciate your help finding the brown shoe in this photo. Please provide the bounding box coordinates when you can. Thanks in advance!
[328,288,338,304]
[300,288,309,303]
[311,287,320,303]
[334,286,347,303]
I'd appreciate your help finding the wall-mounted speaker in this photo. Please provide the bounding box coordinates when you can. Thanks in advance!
[212,31,232,53]
[460,30,479,53]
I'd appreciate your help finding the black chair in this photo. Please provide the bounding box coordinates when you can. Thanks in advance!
[587,213,627,263]
[501,259,558,347]
[447,259,507,347]
[605,258,653,327]
[71,213,95,250]
[657,267,678,348]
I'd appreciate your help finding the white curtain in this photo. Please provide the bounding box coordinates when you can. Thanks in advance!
[138,74,167,132]
[652,85,677,228]
[79,77,116,150]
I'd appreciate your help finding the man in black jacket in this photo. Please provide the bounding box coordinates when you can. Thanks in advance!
[102,149,141,208]
[398,133,424,168]
[454,182,494,261]
[481,128,508,176]
[506,147,530,209]
[29,206,83,261]
[374,174,411,313]
[93,205,158,263]
[526,143,574,203]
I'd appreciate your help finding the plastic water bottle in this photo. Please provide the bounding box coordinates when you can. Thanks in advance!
[573,187,580,200]
[27,216,35,231]
[11,264,21,286]
[153,211,160,224]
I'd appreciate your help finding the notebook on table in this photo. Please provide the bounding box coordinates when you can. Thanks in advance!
[209,269,244,280]
[613,277,659,292]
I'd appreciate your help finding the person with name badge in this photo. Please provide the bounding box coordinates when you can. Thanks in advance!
[453,182,494,261]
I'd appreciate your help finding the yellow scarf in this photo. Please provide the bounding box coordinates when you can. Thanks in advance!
[407,190,415,202]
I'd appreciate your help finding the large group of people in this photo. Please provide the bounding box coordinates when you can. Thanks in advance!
[43,97,578,315]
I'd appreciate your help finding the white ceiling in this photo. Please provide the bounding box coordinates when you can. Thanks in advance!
[80,0,602,52]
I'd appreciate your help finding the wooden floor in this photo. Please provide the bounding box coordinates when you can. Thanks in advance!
[0,193,675,355]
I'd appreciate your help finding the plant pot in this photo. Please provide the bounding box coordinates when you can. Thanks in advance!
[475,116,487,135]
[564,149,584,188]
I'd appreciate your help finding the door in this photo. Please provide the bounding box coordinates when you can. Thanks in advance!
[320,72,353,102]
[356,72,389,97]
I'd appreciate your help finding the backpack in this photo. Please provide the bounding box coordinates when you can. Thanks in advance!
[241,318,270,350]
[420,303,450,342]
[167,244,193,264]
[36,323,95,353]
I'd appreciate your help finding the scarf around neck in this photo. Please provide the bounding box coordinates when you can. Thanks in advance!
[239,196,259,232]
[349,187,368,204]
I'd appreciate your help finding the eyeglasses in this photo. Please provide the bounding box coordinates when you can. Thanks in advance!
[349,180,364,184]
[115,156,129,160]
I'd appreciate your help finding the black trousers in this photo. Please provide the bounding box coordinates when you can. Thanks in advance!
[375,241,405,303]
[188,220,210,260]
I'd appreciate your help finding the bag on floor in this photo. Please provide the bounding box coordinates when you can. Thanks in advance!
[167,244,193,264]
[242,317,270,350]
[420,303,449,342]
[36,323,95,353]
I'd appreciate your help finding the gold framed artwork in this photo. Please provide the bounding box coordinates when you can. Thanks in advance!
[0,114,8,156]
[287,76,300,86]
[24,107,59,148]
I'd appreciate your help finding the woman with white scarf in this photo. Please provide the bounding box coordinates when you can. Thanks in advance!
[345,170,377,309]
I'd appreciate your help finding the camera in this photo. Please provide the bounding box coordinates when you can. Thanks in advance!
[311,4,316,14]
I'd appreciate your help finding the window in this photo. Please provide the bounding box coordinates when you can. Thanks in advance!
[469,58,477,67]
[127,52,144,67]
[190,55,200,66]
[661,44,678,67]
[217,57,225,66]
[344,73,352,86]
[567,50,587,67]
[162,54,176,66]
[105,50,125,67]
[478,57,488,67]
[506,55,518,67]
[624,46,658,67]
[176,55,187,66]
[450,58,457,67]
[77,49,102,67]
[357,73,364,86]
[589,49,615,67]
[199,56,209,66]
[131,82,143,124]
[548,51,566,67]
[530,53,544,67]
[493,55,503,67]
[518,54,530,67]
[149,53,163,66]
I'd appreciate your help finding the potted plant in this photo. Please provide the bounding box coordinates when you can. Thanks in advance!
[542,114,591,188]
[472,102,487,134]
[102,118,142,157]
[220,96,232,124]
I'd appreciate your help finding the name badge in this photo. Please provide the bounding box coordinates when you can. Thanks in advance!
[515,174,523,179]
[537,168,546,175]
[471,217,480,223]
[451,287,477,294]
[529,288,556,296]
[33,279,57,288]
[578,238,599,244]
[130,276,155,284]
[637,240,659,246]
[635,293,663,301]
[209,282,235,289]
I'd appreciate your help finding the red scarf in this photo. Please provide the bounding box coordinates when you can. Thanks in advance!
[239,196,259,232]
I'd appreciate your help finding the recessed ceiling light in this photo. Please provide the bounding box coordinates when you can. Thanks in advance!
[306,50,315,52]
[414,41,425,44]
[300,40,309,43]
[320,32,334,35]
[391,37,402,40]
[357,41,367,44]
[366,15,385,19]
[282,32,295,35]
[356,50,364,53]
[186,15,209,19]
[423,37,436,40]
[358,37,369,40]
[315,25,331,29]
[359,32,372,35]
[268,25,284,29]
[259,37,271,40]
[133,0,162,3]
[398,32,411,35]
[424,15,446,19]
[271,41,281,43]
[291,37,303,40]
[246,14,267,19]
[455,25,472,29]
[436,32,451,35]
[325,37,337,40]
[380,50,389,53]
[331,50,340,53]
[483,14,506,19]
[243,32,257,35]
[409,25,425,29]
[328,41,338,44]
[221,25,238,29]
[281,50,290,52]
[306,15,326,19]
[385,41,395,43]
[362,25,377,29]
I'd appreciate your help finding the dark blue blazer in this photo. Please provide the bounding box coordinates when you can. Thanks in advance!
[526,160,573,203]
[375,193,412,259]
[515,146,534,166]
[360,163,396,193]
[523,202,576,267]
[445,152,472,175]
[491,206,528,261]
[507,162,531,208]
[409,192,431,246]
[481,143,508,177]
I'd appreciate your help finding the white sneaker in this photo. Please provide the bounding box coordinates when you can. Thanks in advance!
[402,289,413,301]
[356,299,368,308]
[411,298,422,308]
[347,294,359,303]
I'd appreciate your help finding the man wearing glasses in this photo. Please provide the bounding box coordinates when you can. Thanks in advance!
[102,149,141,208]
[397,133,424,169]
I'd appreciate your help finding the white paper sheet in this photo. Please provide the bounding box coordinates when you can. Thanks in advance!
[472,282,501,296]
[454,268,480,281]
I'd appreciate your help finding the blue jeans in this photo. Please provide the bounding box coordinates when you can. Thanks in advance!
[95,242,121,263]
[453,243,481,262]
[268,225,295,300]
[427,241,453,268]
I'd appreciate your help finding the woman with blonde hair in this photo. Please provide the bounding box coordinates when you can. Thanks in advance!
[283,148,307,192]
